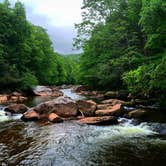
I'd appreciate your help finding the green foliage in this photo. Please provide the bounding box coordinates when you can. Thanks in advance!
[0,0,74,90]
[123,52,166,102]
[57,54,81,85]
[150,53,166,91]
[140,0,166,51]
[123,65,154,97]
[20,72,38,90]
[75,0,166,104]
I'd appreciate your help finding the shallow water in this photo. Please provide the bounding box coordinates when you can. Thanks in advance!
[0,89,166,166]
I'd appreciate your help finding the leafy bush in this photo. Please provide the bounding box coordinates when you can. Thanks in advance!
[123,65,154,97]
[20,72,38,90]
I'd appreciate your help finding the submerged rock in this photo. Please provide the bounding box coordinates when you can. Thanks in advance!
[5,104,29,114]
[128,109,147,118]
[96,104,123,116]
[78,116,118,125]
[77,100,97,116]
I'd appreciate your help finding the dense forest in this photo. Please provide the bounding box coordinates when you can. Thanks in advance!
[0,0,78,91]
[74,0,166,104]
[0,0,166,105]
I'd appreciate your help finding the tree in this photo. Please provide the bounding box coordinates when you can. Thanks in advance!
[0,0,72,90]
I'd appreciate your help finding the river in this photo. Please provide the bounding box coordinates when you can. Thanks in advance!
[0,89,166,166]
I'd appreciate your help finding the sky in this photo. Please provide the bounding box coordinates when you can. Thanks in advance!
[10,0,83,54]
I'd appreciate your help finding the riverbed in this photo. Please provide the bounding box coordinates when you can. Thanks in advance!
[0,89,166,166]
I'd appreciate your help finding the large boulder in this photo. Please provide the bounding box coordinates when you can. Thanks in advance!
[127,109,147,118]
[77,100,97,116]
[32,86,63,97]
[96,104,123,116]
[101,99,124,105]
[22,96,78,121]
[5,104,29,114]
[78,116,118,125]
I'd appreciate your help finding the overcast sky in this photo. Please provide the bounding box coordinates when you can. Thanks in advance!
[10,0,83,54]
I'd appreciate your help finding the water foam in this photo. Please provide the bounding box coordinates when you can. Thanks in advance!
[0,105,22,122]
[87,118,157,143]
[61,89,86,100]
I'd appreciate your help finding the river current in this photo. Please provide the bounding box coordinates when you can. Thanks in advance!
[0,89,166,166]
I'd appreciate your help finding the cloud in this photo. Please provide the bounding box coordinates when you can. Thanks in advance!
[7,0,83,54]
[15,0,82,27]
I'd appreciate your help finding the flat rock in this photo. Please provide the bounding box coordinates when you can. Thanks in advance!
[101,99,124,105]
[96,104,123,116]
[78,116,118,125]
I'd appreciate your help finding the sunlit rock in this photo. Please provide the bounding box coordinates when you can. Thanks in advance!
[96,104,123,116]
[78,116,118,125]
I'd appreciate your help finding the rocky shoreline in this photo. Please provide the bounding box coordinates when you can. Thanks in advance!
[1,85,165,125]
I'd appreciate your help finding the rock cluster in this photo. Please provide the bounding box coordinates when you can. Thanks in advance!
[20,96,124,125]
[3,86,153,125]
[0,92,27,104]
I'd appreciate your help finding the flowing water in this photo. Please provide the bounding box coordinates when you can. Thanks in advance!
[0,89,166,166]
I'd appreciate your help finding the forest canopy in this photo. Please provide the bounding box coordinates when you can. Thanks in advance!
[74,0,166,103]
[0,0,78,90]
